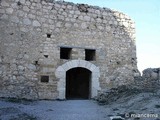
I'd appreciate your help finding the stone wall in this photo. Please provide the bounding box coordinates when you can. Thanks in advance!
[0,0,138,99]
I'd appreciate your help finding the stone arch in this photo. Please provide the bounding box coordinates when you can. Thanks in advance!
[55,60,101,99]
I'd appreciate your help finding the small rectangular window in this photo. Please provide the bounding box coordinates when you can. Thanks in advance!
[41,76,49,83]
[60,47,72,59]
[85,49,96,61]
[47,33,51,38]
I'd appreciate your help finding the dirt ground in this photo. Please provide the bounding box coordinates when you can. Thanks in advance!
[0,99,107,120]
[0,91,160,120]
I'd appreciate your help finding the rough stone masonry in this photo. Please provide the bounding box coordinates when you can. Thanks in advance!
[0,0,139,99]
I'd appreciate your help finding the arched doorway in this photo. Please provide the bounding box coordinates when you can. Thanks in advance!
[55,60,101,99]
[66,67,91,99]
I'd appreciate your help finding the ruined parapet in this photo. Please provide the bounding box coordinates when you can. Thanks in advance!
[142,68,160,80]
[133,68,160,90]
[142,68,160,89]
[0,0,137,99]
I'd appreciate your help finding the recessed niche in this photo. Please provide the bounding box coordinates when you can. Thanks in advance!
[47,33,51,38]
[34,61,38,65]
[85,49,96,61]
[60,47,72,60]
[41,76,49,83]
[44,55,48,58]
[17,1,22,6]
[10,33,14,35]
[117,61,120,65]
[132,58,135,60]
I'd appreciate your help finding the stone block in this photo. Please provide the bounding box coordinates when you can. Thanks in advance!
[28,64,36,71]
[70,60,79,68]
[18,65,25,71]
[61,63,69,71]
[6,8,13,14]
[23,18,31,25]
[84,16,91,21]
[33,20,41,27]
[89,64,97,71]
[78,60,86,68]
[64,23,72,28]
[0,9,5,14]
[55,67,64,77]
[85,62,92,70]
[66,61,73,70]
[81,22,87,29]
[1,1,9,7]
[20,0,26,4]
[10,16,19,23]
[23,6,30,12]
[0,71,2,75]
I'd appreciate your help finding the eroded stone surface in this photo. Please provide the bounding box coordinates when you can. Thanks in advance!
[0,0,138,99]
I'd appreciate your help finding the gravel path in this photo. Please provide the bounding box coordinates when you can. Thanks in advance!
[0,100,108,120]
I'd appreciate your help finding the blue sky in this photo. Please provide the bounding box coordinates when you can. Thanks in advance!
[64,0,160,72]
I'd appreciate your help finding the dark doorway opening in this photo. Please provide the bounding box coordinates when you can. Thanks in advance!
[66,67,91,99]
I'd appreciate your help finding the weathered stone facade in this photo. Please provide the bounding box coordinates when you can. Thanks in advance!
[0,0,138,99]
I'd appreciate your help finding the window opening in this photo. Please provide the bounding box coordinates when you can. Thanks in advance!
[41,76,49,83]
[85,49,96,61]
[60,47,72,59]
